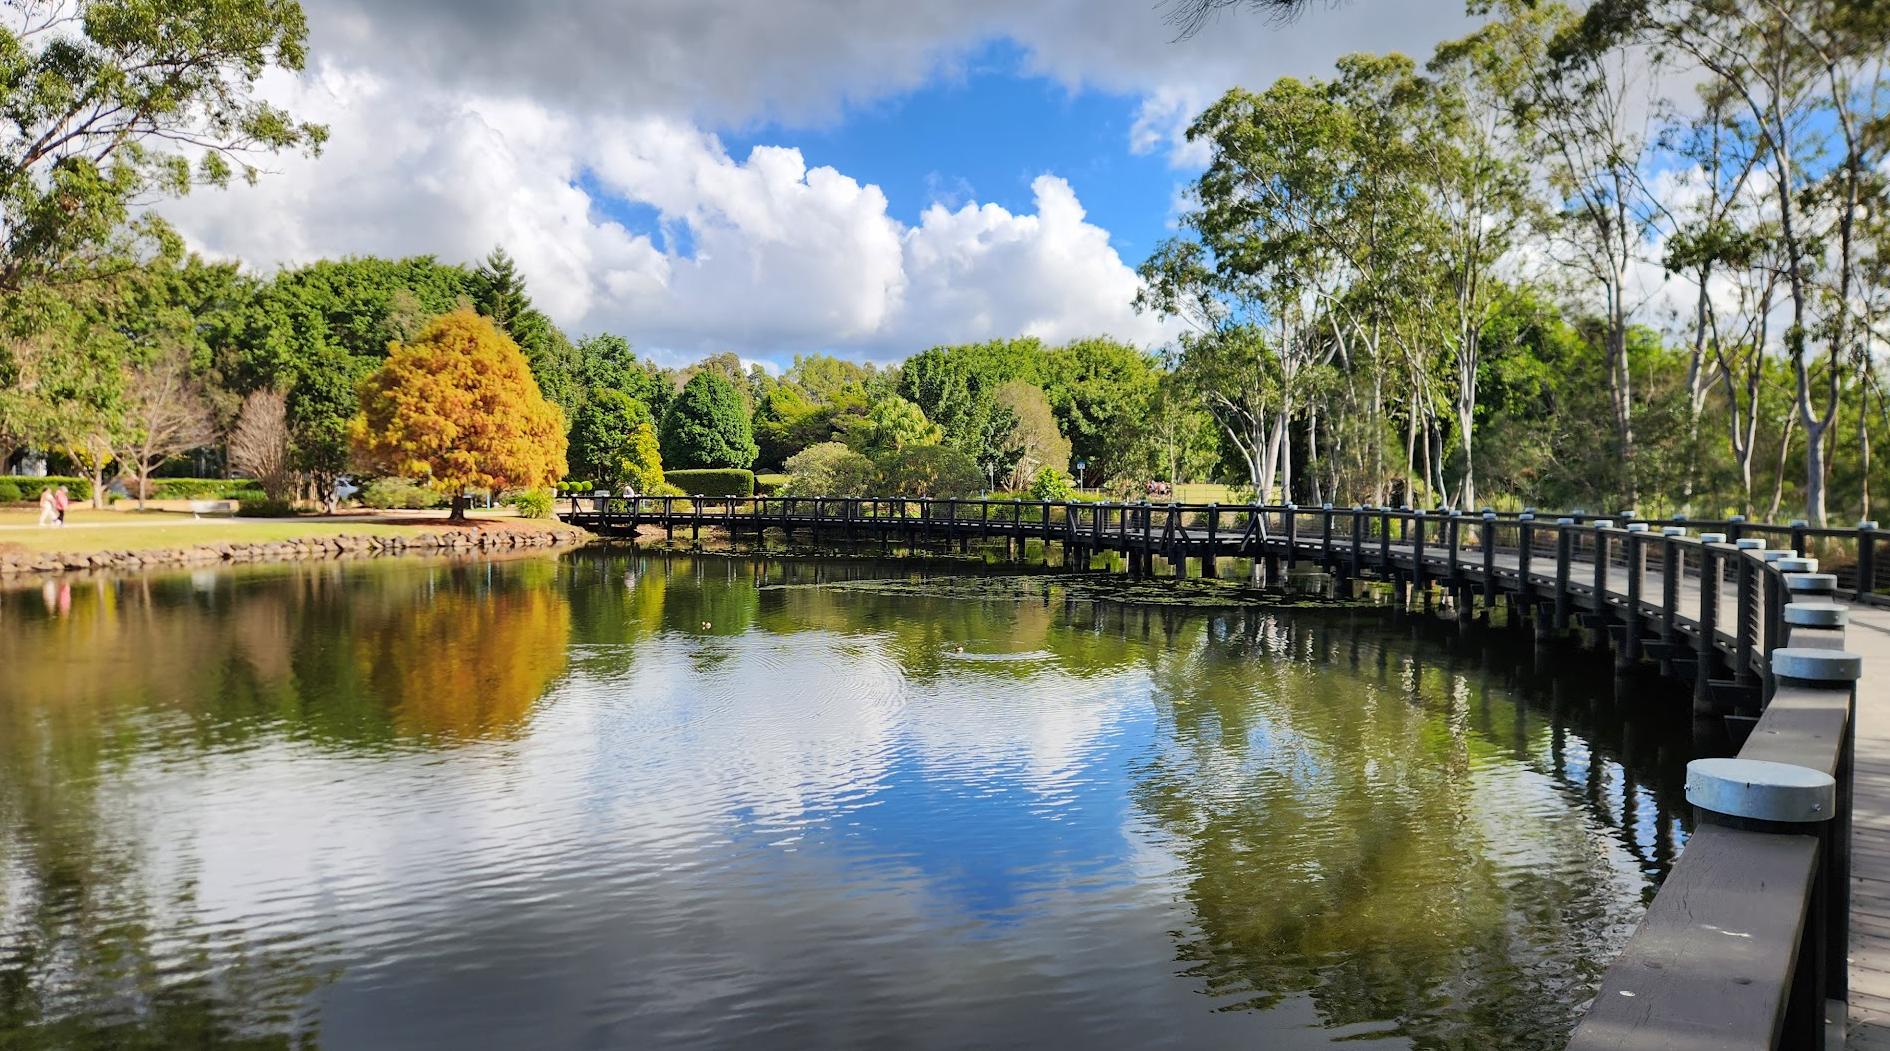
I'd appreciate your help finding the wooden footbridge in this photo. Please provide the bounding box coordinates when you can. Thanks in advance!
[564,494,1890,1050]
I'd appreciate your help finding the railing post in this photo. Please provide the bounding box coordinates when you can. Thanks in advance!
[1592,521,1612,630]
[1553,518,1573,631]
[1661,527,1684,649]
[1379,506,1391,578]
[1696,538,1723,710]
[1321,503,1334,573]
[1351,506,1365,584]
[664,495,675,540]
[1204,503,1219,579]
[1733,539,1764,687]
[1284,503,1298,569]
[1623,524,1648,665]
[1412,511,1427,597]
[1481,511,1497,606]
[1858,520,1877,601]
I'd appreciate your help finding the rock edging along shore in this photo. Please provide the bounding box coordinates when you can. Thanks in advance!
[0,525,591,577]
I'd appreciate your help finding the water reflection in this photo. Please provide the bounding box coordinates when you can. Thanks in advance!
[0,550,1693,1049]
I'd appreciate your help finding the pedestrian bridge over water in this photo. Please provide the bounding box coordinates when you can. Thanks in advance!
[561,495,1890,1050]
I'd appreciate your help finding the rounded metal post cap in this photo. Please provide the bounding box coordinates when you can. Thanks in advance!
[1321,502,1333,510]
[1728,514,1747,523]
[1760,549,1798,562]
[1626,523,1649,532]
[1556,517,1575,525]
[1595,519,1615,529]
[1783,601,1848,628]
[1770,646,1861,680]
[1482,511,1497,520]
[1784,573,1838,592]
[1774,556,1819,573]
[1700,532,1728,543]
[1660,526,1687,536]
[1685,757,1836,823]
[1862,520,1878,530]
[1790,519,1810,528]
[1522,507,1537,514]
[1519,513,1534,521]
[1734,538,1765,550]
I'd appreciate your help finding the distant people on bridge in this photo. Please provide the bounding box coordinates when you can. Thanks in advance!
[1145,480,1172,499]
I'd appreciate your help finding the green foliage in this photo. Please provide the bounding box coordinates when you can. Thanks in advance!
[236,498,297,517]
[1026,466,1078,502]
[663,469,756,498]
[361,477,445,510]
[877,445,982,498]
[994,380,1070,488]
[660,372,758,469]
[0,480,20,502]
[508,488,555,519]
[780,442,877,497]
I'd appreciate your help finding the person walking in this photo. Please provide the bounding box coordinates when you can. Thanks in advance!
[36,486,56,527]
[52,486,69,526]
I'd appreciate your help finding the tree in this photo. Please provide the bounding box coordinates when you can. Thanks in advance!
[228,388,294,501]
[571,389,664,492]
[994,380,1071,489]
[878,444,981,498]
[350,309,568,521]
[0,0,327,292]
[845,395,942,458]
[115,346,215,509]
[659,371,757,469]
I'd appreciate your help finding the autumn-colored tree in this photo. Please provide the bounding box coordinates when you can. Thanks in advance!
[350,309,567,521]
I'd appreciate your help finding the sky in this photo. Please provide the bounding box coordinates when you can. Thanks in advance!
[160,0,1479,369]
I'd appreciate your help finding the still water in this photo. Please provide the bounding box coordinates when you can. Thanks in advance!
[0,550,1691,1050]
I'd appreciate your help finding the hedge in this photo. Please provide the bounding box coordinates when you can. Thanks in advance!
[144,478,264,500]
[1,476,92,502]
[663,469,755,498]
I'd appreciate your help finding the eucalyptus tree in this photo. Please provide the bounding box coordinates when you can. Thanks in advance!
[0,0,326,293]
[1422,12,1543,510]
[1591,0,1890,525]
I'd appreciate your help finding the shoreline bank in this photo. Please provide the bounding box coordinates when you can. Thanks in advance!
[0,522,592,577]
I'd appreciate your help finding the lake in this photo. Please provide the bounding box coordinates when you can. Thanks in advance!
[0,550,1691,1049]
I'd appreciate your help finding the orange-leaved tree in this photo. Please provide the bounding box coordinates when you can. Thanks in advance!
[350,308,568,522]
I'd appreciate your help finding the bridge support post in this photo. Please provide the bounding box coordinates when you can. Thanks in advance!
[1622,525,1647,669]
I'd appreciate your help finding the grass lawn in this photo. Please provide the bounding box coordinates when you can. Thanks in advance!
[0,508,556,556]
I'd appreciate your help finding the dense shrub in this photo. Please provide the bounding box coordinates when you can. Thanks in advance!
[236,498,298,517]
[508,488,555,519]
[2,476,92,502]
[362,477,445,510]
[663,469,755,498]
[0,480,19,502]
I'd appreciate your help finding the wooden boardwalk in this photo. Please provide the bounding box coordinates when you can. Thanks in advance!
[566,497,1886,1046]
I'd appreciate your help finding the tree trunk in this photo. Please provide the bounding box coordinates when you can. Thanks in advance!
[449,492,469,522]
